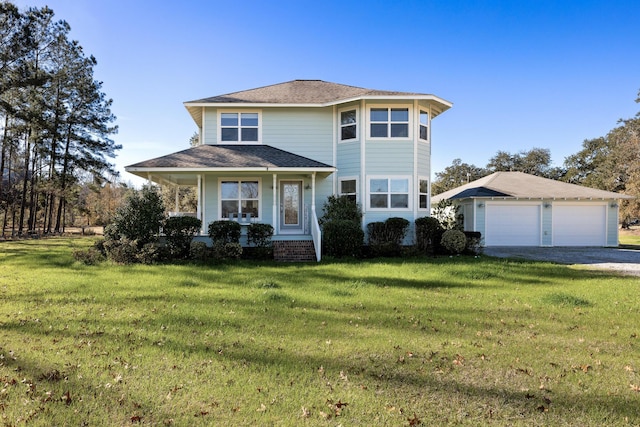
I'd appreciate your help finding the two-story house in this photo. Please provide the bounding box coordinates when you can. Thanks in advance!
[125,80,452,260]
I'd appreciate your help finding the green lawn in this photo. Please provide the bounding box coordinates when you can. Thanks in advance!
[1,238,639,426]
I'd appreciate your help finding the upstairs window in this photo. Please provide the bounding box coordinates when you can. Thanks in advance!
[370,107,409,138]
[419,111,429,141]
[220,112,259,142]
[369,177,409,209]
[340,109,357,141]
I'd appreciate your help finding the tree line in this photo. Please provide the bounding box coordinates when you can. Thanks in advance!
[0,2,120,236]
[432,91,640,225]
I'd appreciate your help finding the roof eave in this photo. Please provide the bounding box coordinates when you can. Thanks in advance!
[125,166,336,174]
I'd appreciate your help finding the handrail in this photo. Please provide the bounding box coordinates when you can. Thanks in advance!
[310,206,322,261]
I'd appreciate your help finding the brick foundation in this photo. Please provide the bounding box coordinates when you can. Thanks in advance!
[273,241,317,262]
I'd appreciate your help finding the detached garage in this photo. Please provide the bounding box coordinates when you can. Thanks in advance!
[432,172,632,247]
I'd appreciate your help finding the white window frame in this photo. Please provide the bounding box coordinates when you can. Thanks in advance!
[218,177,262,220]
[218,110,262,144]
[419,110,429,141]
[366,175,412,211]
[338,176,359,203]
[338,106,359,142]
[418,176,429,210]
[367,105,412,140]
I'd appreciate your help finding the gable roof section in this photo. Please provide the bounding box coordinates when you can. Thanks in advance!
[125,144,335,175]
[184,80,452,127]
[432,171,633,202]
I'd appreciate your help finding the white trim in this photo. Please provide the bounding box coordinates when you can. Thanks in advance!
[332,105,337,195]
[366,175,412,211]
[217,109,262,144]
[126,166,336,174]
[360,100,366,227]
[338,105,359,143]
[366,104,413,140]
[217,177,262,220]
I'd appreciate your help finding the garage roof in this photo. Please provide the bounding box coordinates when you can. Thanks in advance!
[432,171,634,202]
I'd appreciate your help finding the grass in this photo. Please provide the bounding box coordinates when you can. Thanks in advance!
[619,228,640,248]
[1,238,639,426]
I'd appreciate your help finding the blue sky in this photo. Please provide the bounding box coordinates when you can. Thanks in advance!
[12,0,640,186]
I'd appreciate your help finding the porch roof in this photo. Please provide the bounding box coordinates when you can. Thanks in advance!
[125,144,336,183]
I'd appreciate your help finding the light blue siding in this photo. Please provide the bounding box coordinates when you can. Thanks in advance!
[475,201,486,239]
[607,204,619,246]
[337,141,361,174]
[417,143,430,177]
[203,108,217,145]
[365,141,414,175]
[541,201,553,246]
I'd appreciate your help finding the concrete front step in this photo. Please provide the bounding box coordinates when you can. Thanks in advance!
[273,240,317,262]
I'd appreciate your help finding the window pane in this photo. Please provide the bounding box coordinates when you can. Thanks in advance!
[370,194,388,208]
[341,124,356,140]
[390,123,408,137]
[221,113,238,126]
[221,181,238,199]
[370,179,388,193]
[390,194,408,208]
[241,200,259,217]
[241,181,259,198]
[419,125,428,140]
[390,179,408,193]
[371,123,387,138]
[419,179,429,193]
[370,108,388,122]
[391,108,408,122]
[420,111,429,125]
[346,194,357,203]
[241,128,258,141]
[420,194,427,209]
[341,110,356,125]
[221,128,238,141]
[241,113,258,126]
[221,201,239,218]
[341,179,356,194]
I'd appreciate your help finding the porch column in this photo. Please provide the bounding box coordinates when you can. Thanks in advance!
[272,174,277,231]
[147,173,152,187]
[197,174,203,234]
[311,172,316,212]
[174,185,180,213]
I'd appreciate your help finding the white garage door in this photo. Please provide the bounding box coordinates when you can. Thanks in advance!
[553,204,606,246]
[485,203,541,246]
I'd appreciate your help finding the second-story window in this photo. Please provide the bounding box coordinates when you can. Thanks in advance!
[419,111,429,141]
[370,107,409,138]
[340,109,357,141]
[220,112,259,142]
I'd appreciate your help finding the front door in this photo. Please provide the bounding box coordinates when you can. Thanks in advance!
[280,180,303,233]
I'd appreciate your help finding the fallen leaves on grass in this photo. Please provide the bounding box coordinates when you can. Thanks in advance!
[408,413,421,425]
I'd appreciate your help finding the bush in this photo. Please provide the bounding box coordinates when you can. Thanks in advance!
[247,223,274,247]
[212,241,243,260]
[137,242,164,264]
[164,216,202,259]
[103,238,139,264]
[415,216,445,254]
[189,241,209,261]
[367,217,410,257]
[109,186,165,248]
[73,248,105,265]
[463,231,483,255]
[320,195,362,226]
[432,199,463,230]
[441,229,467,254]
[322,219,364,258]
[208,220,242,244]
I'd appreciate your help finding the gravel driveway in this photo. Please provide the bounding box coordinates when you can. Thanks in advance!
[483,247,640,277]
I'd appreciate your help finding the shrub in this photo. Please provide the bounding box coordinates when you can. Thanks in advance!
[441,229,467,254]
[109,186,165,248]
[415,216,445,254]
[463,231,483,255]
[103,238,139,264]
[320,195,362,226]
[432,199,463,230]
[73,248,105,265]
[247,223,274,247]
[212,241,243,260]
[164,216,202,259]
[322,219,364,258]
[367,217,410,257]
[189,241,209,261]
[137,242,164,264]
[208,220,242,244]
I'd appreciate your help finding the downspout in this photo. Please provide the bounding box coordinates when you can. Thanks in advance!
[332,105,337,194]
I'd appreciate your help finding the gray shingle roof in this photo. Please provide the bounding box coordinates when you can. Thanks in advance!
[432,172,633,202]
[125,144,334,170]
[186,79,437,105]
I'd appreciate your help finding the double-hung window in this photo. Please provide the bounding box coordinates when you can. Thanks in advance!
[220,112,260,142]
[369,177,410,209]
[340,109,357,141]
[419,178,429,209]
[339,178,358,203]
[370,107,409,138]
[220,179,260,219]
[419,111,429,141]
